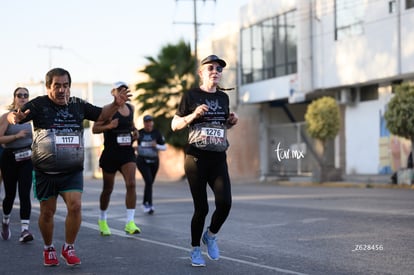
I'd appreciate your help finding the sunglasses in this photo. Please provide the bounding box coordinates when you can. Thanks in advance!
[206,65,223,73]
[16,93,29,99]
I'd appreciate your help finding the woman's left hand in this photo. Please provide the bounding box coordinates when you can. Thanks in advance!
[227,112,238,126]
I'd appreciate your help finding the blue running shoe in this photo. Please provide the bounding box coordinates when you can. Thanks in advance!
[202,229,219,260]
[190,247,205,267]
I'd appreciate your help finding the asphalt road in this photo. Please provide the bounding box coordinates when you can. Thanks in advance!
[1,178,413,275]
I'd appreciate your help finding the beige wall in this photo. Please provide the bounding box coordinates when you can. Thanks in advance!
[152,145,185,181]
[226,104,260,180]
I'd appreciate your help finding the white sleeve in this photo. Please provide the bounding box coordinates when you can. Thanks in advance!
[156,144,167,151]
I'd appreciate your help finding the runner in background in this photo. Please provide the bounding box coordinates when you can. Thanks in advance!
[136,115,166,214]
[93,81,141,236]
[0,87,33,242]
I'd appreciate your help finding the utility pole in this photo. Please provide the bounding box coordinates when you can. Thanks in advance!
[38,45,63,68]
[174,0,215,76]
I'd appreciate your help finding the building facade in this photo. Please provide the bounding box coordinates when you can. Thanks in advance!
[229,0,414,180]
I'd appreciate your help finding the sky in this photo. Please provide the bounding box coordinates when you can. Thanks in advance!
[0,0,250,98]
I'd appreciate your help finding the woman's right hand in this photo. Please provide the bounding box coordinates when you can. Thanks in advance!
[194,104,209,119]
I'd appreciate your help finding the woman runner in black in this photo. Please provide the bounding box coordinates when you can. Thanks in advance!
[171,55,238,267]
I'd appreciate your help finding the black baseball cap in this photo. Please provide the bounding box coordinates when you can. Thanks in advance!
[200,55,226,68]
[143,115,153,122]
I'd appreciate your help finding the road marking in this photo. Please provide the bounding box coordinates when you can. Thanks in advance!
[254,222,289,228]
[301,218,328,224]
[81,219,309,275]
[30,209,309,274]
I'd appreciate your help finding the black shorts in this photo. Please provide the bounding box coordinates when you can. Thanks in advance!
[99,147,136,173]
[34,170,83,201]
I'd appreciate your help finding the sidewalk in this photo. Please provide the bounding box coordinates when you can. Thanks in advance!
[261,173,414,189]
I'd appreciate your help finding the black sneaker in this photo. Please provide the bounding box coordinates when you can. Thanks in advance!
[19,229,34,243]
[1,222,10,240]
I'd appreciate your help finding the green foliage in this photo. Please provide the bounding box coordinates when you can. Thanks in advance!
[384,83,414,140]
[151,116,188,148]
[134,40,196,148]
[305,96,340,143]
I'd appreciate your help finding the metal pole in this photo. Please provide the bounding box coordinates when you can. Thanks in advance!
[194,0,199,82]
[38,45,62,68]
[194,0,198,64]
[174,0,216,83]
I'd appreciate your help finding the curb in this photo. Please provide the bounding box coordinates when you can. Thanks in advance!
[265,180,414,189]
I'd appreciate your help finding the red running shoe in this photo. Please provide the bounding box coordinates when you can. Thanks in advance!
[43,247,59,266]
[61,245,81,266]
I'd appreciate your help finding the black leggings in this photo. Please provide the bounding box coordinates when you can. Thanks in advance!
[136,156,159,205]
[1,149,33,220]
[184,153,232,247]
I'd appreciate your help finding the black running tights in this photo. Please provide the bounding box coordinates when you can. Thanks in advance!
[1,149,33,220]
[184,154,232,247]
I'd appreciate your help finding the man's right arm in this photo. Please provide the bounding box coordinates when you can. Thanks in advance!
[7,109,30,125]
[97,87,131,122]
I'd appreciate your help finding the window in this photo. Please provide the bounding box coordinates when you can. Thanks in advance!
[241,28,252,83]
[240,10,297,84]
[389,0,397,13]
[285,11,297,74]
[252,25,263,82]
[407,0,414,9]
[335,0,364,40]
[360,84,378,101]
[263,18,275,79]
[275,16,287,77]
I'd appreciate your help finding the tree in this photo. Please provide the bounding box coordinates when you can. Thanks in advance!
[305,96,341,182]
[384,83,414,160]
[135,40,196,148]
